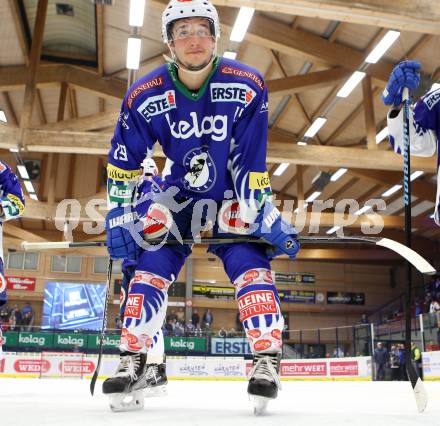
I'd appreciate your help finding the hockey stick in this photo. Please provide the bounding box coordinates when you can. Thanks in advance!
[402,88,428,412]
[90,257,113,396]
[21,235,436,275]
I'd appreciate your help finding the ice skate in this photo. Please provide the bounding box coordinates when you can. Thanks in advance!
[144,360,168,397]
[102,351,147,412]
[247,352,282,415]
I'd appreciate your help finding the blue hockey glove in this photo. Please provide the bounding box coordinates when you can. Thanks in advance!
[252,201,300,259]
[106,207,141,260]
[382,60,421,106]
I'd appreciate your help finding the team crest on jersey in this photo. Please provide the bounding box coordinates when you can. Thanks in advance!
[137,90,176,122]
[210,83,256,107]
[182,147,216,193]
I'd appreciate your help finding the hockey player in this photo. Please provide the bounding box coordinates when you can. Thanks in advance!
[382,60,439,225]
[0,161,25,308]
[119,157,168,396]
[103,0,299,413]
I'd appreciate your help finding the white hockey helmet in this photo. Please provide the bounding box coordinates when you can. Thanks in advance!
[162,0,220,44]
[141,158,159,176]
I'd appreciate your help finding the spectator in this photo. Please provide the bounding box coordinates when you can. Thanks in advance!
[191,309,200,328]
[165,319,174,336]
[176,308,185,323]
[10,304,22,331]
[218,327,227,338]
[333,347,344,358]
[202,309,214,329]
[174,320,184,337]
[374,342,388,381]
[0,306,11,331]
[167,309,178,323]
[308,346,319,359]
[389,345,401,381]
[235,311,243,331]
[115,316,123,329]
[411,342,423,379]
[21,303,34,331]
[398,343,407,381]
[185,321,195,336]
[430,298,440,314]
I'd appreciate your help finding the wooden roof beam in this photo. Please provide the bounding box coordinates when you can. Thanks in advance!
[211,0,440,35]
[0,126,436,172]
[19,0,48,142]
[267,67,351,96]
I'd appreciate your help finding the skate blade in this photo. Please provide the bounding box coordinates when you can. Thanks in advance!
[109,390,145,412]
[249,395,270,416]
[144,384,168,398]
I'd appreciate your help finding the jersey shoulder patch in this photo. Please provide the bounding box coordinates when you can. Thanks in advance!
[217,58,265,91]
[126,64,169,108]
[422,88,440,111]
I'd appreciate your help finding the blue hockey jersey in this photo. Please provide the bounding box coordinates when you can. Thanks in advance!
[107,57,271,223]
[388,86,440,225]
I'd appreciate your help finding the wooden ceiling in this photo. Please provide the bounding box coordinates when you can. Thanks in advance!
[0,0,439,261]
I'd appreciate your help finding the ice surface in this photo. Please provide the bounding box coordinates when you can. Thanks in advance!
[1,379,439,426]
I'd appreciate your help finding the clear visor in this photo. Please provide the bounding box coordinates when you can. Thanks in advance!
[171,22,214,41]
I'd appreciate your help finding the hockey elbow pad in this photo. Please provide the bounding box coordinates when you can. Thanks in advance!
[105,207,142,260]
[252,201,300,259]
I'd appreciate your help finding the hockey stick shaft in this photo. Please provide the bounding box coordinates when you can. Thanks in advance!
[402,88,428,412]
[21,236,435,275]
[90,258,113,396]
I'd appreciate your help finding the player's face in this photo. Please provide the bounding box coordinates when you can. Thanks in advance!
[170,17,215,71]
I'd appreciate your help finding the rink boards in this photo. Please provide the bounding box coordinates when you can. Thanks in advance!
[1,352,372,380]
[1,351,439,380]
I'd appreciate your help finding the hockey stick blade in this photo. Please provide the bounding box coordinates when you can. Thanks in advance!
[407,362,428,413]
[21,236,435,275]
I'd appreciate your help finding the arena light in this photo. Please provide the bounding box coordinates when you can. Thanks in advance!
[9,147,19,153]
[223,51,237,60]
[337,71,366,98]
[273,163,289,176]
[330,168,347,182]
[230,7,255,42]
[23,180,35,194]
[411,170,424,181]
[376,127,389,144]
[304,117,327,138]
[17,165,30,180]
[129,0,146,27]
[0,110,6,122]
[126,37,142,69]
[326,226,341,234]
[305,191,321,203]
[381,184,402,197]
[365,30,400,64]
